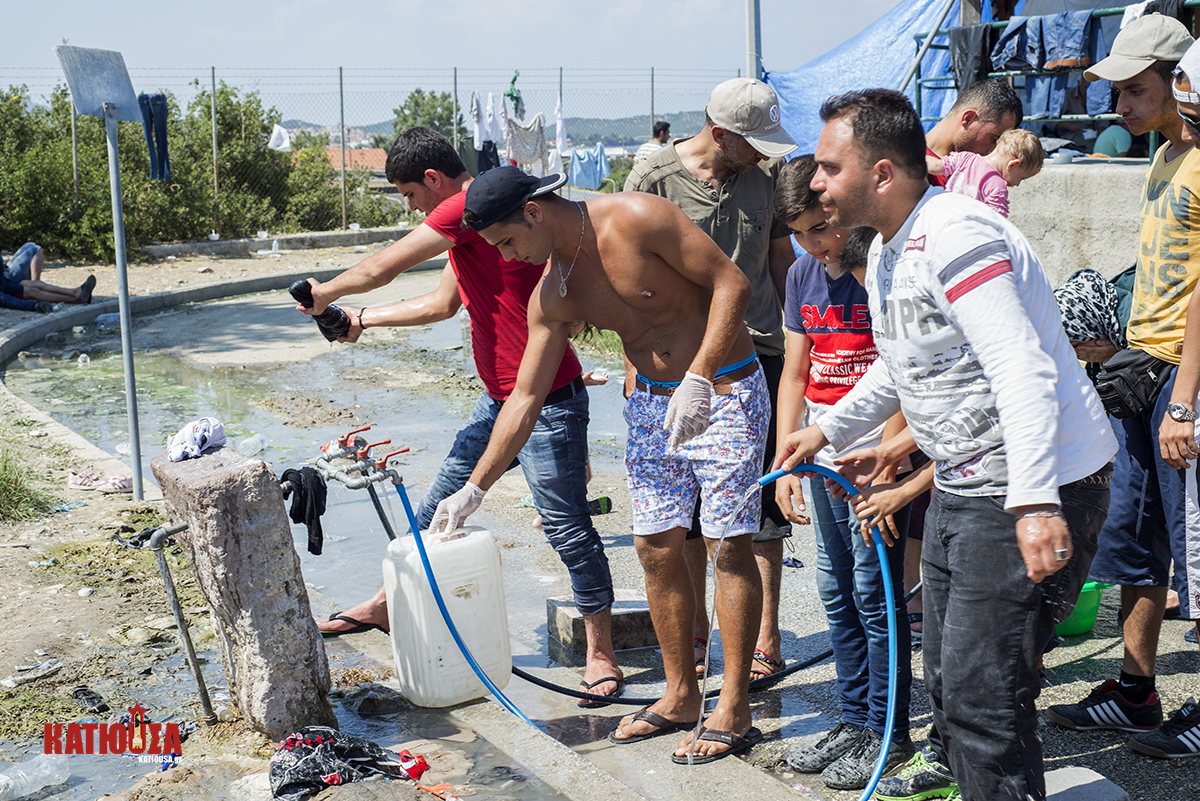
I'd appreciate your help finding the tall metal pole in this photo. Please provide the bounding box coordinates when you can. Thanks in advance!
[746,0,763,81]
[71,100,79,220]
[649,67,655,138]
[453,67,459,152]
[103,102,143,502]
[210,67,219,227]
[339,66,347,230]
[899,0,957,94]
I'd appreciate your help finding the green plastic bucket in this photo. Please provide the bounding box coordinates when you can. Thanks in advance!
[1055,580,1113,637]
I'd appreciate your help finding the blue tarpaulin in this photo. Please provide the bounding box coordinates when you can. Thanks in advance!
[766,0,963,155]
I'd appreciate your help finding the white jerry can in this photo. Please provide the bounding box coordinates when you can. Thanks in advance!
[382,526,512,707]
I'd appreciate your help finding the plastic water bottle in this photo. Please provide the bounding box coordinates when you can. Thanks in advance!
[271,239,279,253]
[238,434,266,456]
[0,754,70,800]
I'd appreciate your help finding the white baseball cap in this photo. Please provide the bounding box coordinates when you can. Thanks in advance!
[706,78,798,158]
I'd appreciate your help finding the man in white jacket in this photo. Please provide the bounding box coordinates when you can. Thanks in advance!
[775,88,1116,801]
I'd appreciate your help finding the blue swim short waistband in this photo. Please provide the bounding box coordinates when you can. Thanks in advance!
[636,353,759,389]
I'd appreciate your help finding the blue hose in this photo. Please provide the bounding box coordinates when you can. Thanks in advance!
[759,464,898,801]
[392,482,534,726]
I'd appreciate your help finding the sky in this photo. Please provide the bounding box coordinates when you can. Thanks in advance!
[2,0,899,126]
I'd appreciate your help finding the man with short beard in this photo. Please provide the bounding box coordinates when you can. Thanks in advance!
[775,89,1115,800]
[923,78,1022,186]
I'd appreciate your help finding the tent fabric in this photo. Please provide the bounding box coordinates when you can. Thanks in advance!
[766,0,962,155]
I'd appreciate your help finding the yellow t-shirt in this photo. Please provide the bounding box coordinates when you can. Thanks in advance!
[1127,143,1200,365]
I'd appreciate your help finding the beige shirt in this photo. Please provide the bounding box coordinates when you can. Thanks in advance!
[624,137,788,356]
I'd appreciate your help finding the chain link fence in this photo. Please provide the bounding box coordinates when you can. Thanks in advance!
[2,66,737,251]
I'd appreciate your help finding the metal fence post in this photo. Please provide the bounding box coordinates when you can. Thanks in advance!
[210,67,219,228]
[453,67,459,152]
[71,98,79,220]
[650,67,654,136]
[339,66,347,230]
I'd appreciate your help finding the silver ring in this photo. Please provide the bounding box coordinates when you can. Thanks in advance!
[1054,548,1069,562]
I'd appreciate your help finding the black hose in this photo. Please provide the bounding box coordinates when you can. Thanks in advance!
[510,582,922,705]
[365,479,397,541]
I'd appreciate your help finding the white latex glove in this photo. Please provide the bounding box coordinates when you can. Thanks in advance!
[430,482,486,534]
[663,371,712,452]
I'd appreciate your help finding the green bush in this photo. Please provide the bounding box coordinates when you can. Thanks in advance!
[0,82,389,261]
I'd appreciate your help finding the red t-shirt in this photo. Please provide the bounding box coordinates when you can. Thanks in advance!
[926,146,948,187]
[423,190,581,400]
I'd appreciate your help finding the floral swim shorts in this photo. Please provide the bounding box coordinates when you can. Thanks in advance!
[623,368,769,538]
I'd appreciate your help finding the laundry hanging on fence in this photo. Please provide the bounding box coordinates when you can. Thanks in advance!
[267,124,292,152]
[137,93,171,181]
[470,91,483,150]
[485,93,503,143]
[554,93,567,151]
[505,113,549,176]
[568,143,609,190]
[478,140,501,173]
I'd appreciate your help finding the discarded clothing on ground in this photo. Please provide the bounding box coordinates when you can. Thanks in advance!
[281,467,328,555]
[269,726,420,801]
[167,417,226,462]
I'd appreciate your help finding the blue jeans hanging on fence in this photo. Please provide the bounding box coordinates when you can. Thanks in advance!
[138,93,171,181]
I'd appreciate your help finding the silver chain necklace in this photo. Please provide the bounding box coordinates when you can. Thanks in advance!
[556,201,586,297]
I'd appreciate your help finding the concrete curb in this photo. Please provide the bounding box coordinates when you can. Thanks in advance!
[141,226,417,258]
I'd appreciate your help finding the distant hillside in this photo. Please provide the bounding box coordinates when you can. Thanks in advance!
[283,110,706,148]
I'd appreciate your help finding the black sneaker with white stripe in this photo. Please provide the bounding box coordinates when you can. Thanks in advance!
[1130,698,1200,758]
[1044,680,1163,732]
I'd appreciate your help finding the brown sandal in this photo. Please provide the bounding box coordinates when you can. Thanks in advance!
[749,648,784,682]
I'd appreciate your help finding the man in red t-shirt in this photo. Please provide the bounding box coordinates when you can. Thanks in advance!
[923,78,1022,187]
[298,128,623,705]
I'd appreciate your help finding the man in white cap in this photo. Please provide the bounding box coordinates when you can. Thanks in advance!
[1043,13,1200,761]
[624,78,799,697]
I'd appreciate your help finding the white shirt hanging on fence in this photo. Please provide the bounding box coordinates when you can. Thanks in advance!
[506,112,548,176]
[267,124,292,152]
[470,91,484,150]
[554,93,567,152]
[485,93,504,143]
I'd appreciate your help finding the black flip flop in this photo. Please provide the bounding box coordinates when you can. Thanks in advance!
[319,612,388,638]
[608,707,699,744]
[671,725,762,765]
[79,275,96,305]
[577,675,624,708]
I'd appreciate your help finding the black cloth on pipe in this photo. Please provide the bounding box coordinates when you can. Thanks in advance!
[281,467,327,555]
[949,23,993,92]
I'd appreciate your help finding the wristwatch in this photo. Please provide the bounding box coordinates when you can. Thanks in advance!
[1167,403,1198,422]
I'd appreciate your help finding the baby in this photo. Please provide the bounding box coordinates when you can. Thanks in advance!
[927,127,1044,218]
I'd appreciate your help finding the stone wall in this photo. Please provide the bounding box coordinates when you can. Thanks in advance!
[1008,158,1146,287]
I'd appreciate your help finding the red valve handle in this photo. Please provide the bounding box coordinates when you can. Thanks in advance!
[374,446,410,470]
[338,424,371,448]
[357,438,391,459]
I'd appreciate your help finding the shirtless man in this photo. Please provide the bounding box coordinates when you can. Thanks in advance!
[434,165,767,763]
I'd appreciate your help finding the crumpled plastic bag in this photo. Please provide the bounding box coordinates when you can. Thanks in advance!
[267,123,292,152]
[269,726,420,801]
[167,417,226,462]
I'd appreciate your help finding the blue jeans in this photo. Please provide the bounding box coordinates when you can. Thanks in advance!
[414,387,614,616]
[138,93,171,181]
[923,476,1110,801]
[809,478,911,737]
[1090,366,1200,615]
[0,291,39,311]
[2,243,41,284]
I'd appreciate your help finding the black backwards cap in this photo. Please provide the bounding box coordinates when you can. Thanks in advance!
[464,166,568,231]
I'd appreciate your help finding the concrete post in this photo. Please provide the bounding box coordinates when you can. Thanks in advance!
[151,448,338,739]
